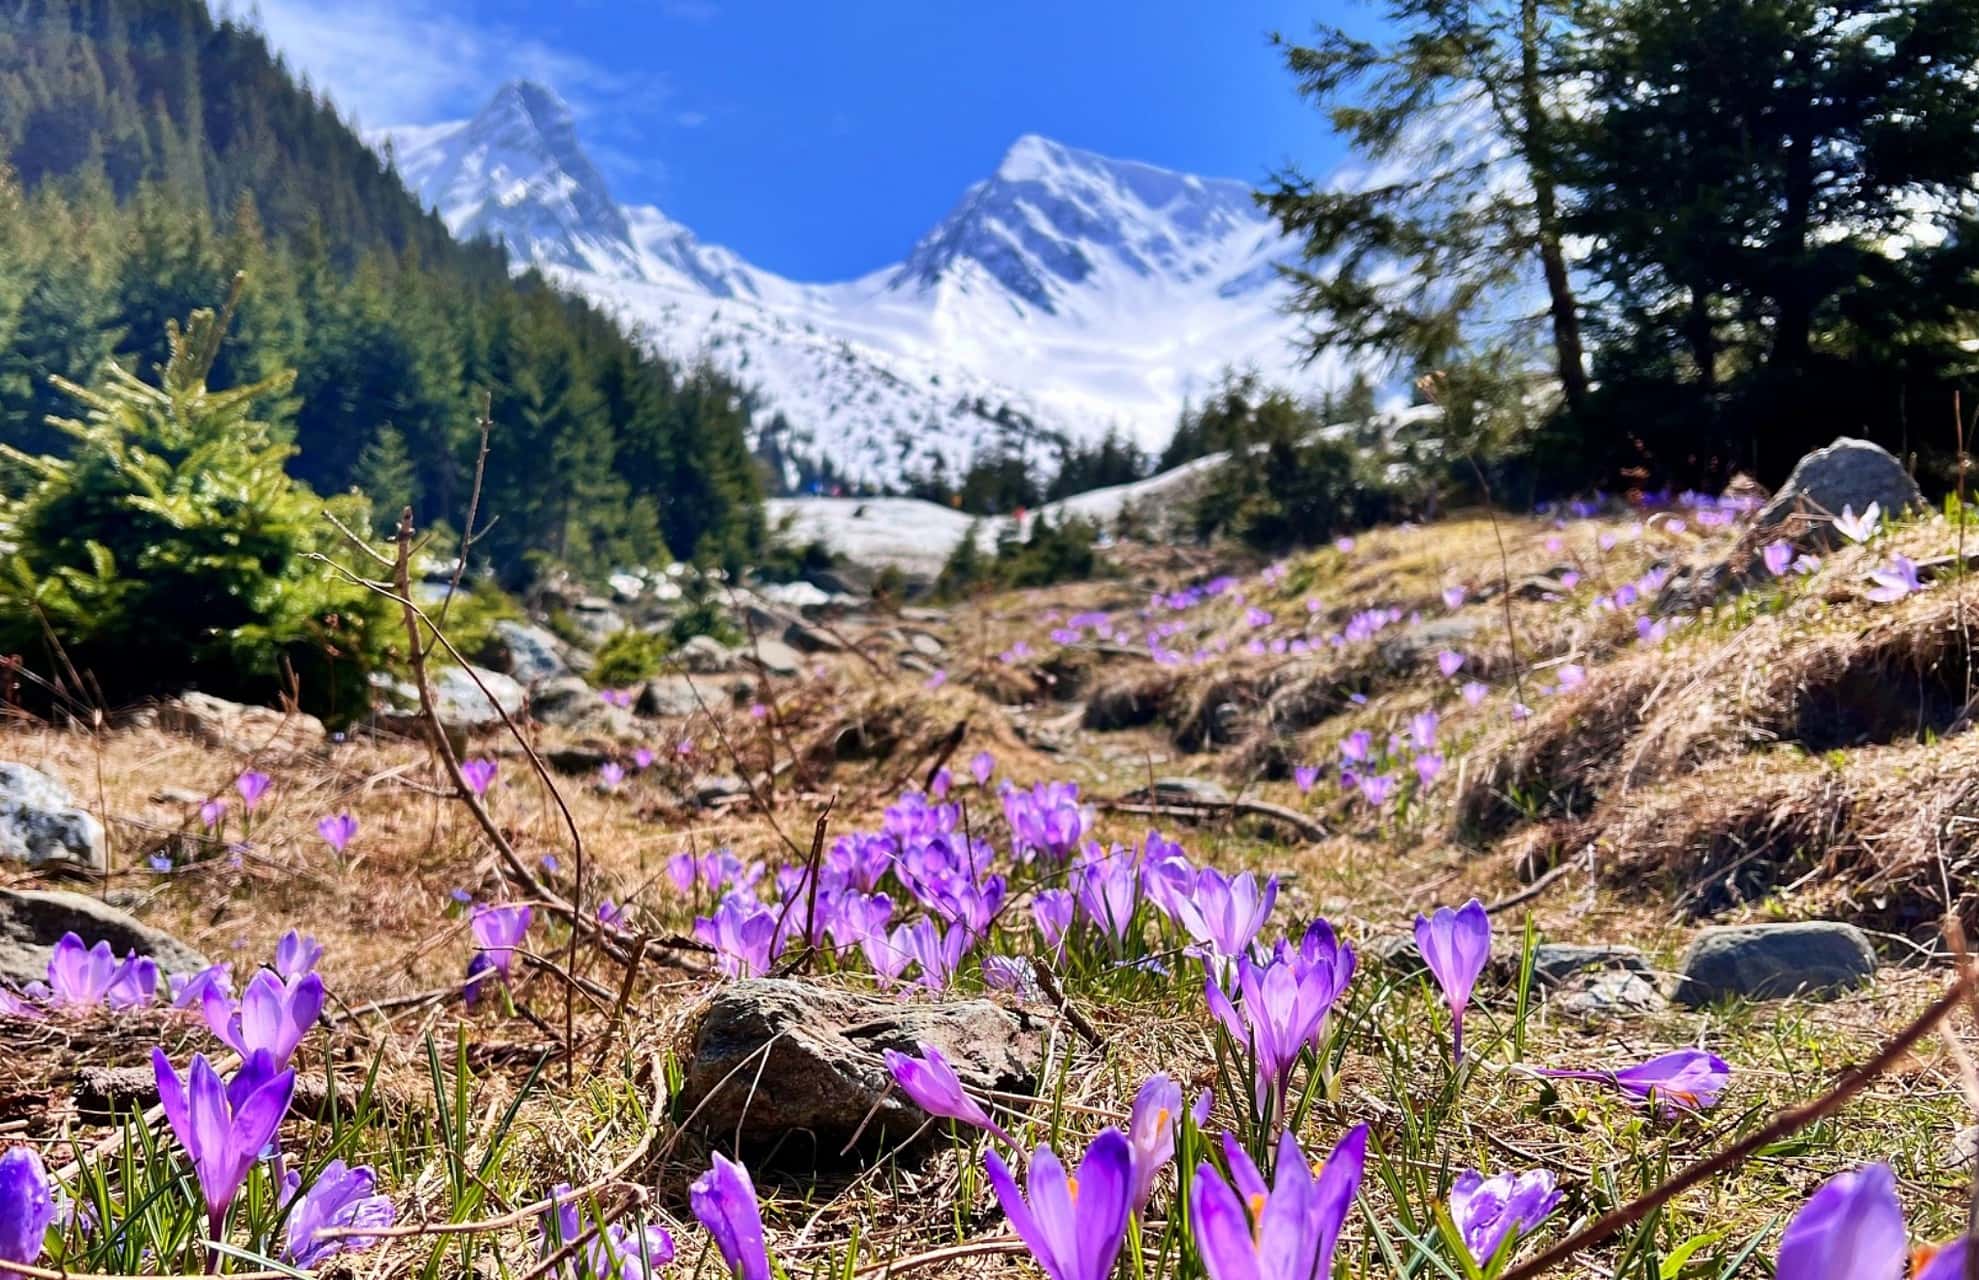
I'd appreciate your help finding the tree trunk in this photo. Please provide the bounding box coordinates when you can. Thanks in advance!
[1520,0,1590,418]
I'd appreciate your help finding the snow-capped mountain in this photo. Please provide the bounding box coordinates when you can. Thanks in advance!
[374,82,1348,491]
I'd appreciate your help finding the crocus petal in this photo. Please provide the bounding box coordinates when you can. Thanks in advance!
[1776,1163,1905,1280]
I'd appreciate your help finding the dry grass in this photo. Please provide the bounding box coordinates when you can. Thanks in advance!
[7,501,1979,1276]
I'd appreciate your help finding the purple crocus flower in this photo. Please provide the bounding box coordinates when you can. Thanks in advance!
[460,757,498,796]
[153,1048,296,1238]
[471,904,533,981]
[1449,1169,1562,1265]
[1169,868,1277,959]
[539,1181,673,1280]
[1461,680,1489,706]
[1339,730,1372,764]
[1541,1047,1730,1116]
[633,747,656,771]
[1204,954,1332,1117]
[690,1153,771,1280]
[199,798,227,828]
[316,812,358,854]
[1437,650,1465,678]
[1555,664,1587,692]
[903,917,968,991]
[30,933,157,1009]
[235,770,271,810]
[1866,556,1922,603]
[884,1041,1015,1146]
[1762,541,1794,576]
[1415,753,1445,788]
[694,897,781,978]
[1292,766,1319,794]
[1073,843,1142,944]
[1357,773,1396,808]
[598,762,626,788]
[0,1146,55,1264]
[1832,502,1881,544]
[1126,1073,1182,1215]
[1191,1127,1367,1280]
[1410,711,1440,751]
[274,931,322,980]
[1443,586,1466,610]
[1033,889,1075,961]
[985,1129,1134,1280]
[170,963,234,1010]
[1775,1162,1969,1280]
[1415,900,1490,1063]
[281,1160,396,1267]
[203,970,324,1070]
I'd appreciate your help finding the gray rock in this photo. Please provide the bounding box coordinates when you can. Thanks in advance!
[677,635,738,674]
[783,620,845,654]
[565,598,626,648]
[0,763,105,874]
[1364,933,1426,977]
[529,676,640,739]
[640,674,731,718]
[680,979,1044,1164]
[0,888,208,989]
[1144,777,1232,805]
[491,620,573,685]
[1751,437,1924,543]
[905,631,945,658]
[1377,616,1486,669]
[139,692,326,757]
[377,665,527,738]
[1528,943,1651,987]
[1673,922,1877,1007]
[742,638,805,678]
[1551,970,1668,1019]
[691,774,751,806]
[899,607,951,625]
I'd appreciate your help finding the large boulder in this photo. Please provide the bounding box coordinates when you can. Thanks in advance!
[679,979,1045,1165]
[0,888,208,988]
[740,638,805,678]
[138,692,326,757]
[489,620,574,685]
[0,763,105,874]
[1750,437,1924,544]
[1673,922,1876,1007]
[639,674,741,718]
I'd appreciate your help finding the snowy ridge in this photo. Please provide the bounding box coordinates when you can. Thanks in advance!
[376,81,1354,491]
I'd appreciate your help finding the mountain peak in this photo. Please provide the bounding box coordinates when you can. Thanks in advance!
[484,79,574,128]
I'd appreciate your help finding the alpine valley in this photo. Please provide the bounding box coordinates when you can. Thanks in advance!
[373,81,1349,493]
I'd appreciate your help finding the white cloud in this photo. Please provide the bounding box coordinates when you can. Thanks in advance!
[240,0,656,129]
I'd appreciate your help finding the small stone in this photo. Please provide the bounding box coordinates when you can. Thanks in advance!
[1145,777,1231,805]
[679,978,1044,1166]
[1673,922,1877,1007]
[0,887,208,989]
[906,632,944,658]
[565,598,626,648]
[1551,970,1668,1019]
[0,763,105,874]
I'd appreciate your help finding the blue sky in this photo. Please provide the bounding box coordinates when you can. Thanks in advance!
[250,0,1371,280]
